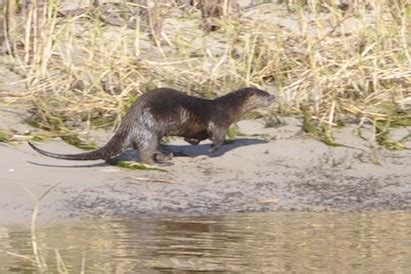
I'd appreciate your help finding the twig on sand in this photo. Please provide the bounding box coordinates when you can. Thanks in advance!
[127,177,177,184]
[257,198,279,205]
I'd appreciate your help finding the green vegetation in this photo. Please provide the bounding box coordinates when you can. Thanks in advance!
[302,105,359,148]
[375,119,408,150]
[371,103,411,150]
[112,160,167,171]
[61,136,98,151]
[0,130,11,142]
[227,124,240,139]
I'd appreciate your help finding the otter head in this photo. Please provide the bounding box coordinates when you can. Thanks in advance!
[240,87,276,112]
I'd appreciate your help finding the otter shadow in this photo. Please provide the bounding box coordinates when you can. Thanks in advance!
[27,160,109,168]
[162,138,267,158]
[28,138,267,167]
[107,138,267,161]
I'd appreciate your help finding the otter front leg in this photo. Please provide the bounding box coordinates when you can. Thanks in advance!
[208,128,227,153]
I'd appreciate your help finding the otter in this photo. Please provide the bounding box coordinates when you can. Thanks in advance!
[28,87,275,164]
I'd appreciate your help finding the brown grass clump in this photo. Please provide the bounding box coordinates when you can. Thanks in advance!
[1,0,410,142]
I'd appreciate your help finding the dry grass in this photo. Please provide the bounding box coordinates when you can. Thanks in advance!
[1,0,410,145]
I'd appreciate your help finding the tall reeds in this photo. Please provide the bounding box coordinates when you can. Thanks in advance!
[1,0,410,139]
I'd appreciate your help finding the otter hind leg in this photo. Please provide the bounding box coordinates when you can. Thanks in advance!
[154,151,173,162]
[134,136,159,165]
[208,127,227,153]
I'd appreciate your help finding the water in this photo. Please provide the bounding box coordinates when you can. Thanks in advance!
[1,211,410,272]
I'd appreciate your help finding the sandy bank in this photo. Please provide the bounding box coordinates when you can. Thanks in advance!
[1,118,410,225]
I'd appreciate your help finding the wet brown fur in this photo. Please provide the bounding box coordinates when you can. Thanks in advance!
[28,87,275,164]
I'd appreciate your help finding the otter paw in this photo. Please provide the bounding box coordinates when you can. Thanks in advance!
[154,151,173,162]
[208,146,220,153]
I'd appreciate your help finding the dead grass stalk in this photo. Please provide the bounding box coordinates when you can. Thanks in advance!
[1,1,410,144]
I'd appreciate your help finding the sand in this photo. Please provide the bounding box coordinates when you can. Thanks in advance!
[1,110,410,225]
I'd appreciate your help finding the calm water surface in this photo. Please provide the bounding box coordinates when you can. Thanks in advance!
[0,211,410,272]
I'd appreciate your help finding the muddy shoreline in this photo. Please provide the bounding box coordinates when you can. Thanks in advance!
[1,117,410,225]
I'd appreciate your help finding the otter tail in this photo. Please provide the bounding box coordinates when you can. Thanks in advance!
[28,130,131,161]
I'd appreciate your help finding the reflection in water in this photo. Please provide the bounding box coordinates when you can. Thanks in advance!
[0,211,410,272]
